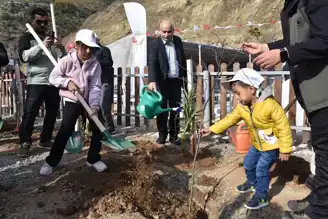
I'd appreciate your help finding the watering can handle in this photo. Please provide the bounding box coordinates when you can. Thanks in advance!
[141,85,162,102]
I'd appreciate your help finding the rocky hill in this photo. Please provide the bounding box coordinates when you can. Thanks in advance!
[0,0,285,58]
[63,0,284,48]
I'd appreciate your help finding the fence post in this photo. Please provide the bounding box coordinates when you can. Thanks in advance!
[220,63,227,119]
[186,59,193,92]
[196,65,203,123]
[232,63,240,108]
[143,66,149,128]
[125,67,131,127]
[117,67,123,126]
[203,70,210,128]
[15,59,23,122]
[209,64,215,124]
[134,67,140,127]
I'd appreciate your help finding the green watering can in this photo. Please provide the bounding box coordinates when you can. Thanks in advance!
[65,130,84,154]
[136,85,182,119]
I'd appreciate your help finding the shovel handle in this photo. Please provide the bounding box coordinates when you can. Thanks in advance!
[75,92,106,132]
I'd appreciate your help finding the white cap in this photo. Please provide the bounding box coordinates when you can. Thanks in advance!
[75,29,100,48]
[221,68,264,90]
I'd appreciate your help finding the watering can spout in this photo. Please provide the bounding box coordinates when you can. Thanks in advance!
[156,107,173,114]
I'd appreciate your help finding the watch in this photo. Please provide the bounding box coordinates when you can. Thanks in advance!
[280,47,290,63]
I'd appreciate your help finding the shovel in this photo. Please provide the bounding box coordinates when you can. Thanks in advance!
[75,92,135,150]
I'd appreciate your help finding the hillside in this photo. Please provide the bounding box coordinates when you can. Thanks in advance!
[0,0,284,58]
[63,0,284,48]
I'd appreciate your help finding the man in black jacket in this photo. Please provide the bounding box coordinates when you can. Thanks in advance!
[0,42,9,67]
[242,1,328,218]
[94,35,115,133]
[148,20,186,145]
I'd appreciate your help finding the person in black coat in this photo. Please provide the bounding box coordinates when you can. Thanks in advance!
[148,20,187,145]
[242,1,328,218]
[94,35,115,133]
[0,42,9,67]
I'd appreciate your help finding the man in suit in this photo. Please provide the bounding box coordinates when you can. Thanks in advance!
[242,1,328,218]
[148,20,186,145]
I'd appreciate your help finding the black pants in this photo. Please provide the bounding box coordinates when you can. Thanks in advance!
[305,107,328,219]
[19,85,60,143]
[157,78,181,141]
[45,101,102,167]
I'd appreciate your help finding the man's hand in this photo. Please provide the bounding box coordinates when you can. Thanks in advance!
[241,42,269,55]
[279,153,290,162]
[253,49,281,69]
[68,81,80,93]
[43,36,54,48]
[148,82,157,91]
[200,128,212,137]
[54,39,64,50]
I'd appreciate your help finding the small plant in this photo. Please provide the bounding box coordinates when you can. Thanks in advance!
[180,86,198,152]
[248,26,262,41]
[185,0,192,6]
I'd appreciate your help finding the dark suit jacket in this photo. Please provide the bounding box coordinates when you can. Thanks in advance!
[148,35,186,88]
[0,42,9,67]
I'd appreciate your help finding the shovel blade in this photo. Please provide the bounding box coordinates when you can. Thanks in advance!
[101,131,135,150]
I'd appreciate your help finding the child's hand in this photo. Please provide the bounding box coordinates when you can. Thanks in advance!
[68,81,80,93]
[200,128,212,137]
[279,153,290,162]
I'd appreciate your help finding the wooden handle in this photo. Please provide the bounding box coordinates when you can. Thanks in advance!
[75,92,106,132]
[26,23,57,66]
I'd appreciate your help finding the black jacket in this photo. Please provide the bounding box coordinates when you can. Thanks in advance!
[268,0,328,113]
[148,35,187,87]
[0,42,9,67]
[94,44,114,85]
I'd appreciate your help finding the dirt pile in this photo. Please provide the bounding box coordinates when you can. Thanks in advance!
[82,142,207,219]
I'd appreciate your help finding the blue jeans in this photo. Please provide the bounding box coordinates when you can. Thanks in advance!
[244,146,279,199]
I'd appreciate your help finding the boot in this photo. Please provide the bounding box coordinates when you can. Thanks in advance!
[287,194,310,212]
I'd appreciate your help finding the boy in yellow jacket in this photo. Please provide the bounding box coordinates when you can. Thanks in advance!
[201,68,292,210]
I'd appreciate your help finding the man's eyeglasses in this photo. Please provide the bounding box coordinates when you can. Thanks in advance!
[35,20,49,26]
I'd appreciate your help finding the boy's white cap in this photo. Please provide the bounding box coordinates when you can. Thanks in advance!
[75,29,100,48]
[221,68,265,90]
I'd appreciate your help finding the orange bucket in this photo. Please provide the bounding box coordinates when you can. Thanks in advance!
[230,123,252,154]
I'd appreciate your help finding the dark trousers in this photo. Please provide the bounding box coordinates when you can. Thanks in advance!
[157,78,181,141]
[100,83,114,130]
[244,146,279,199]
[19,85,60,143]
[46,101,103,167]
[305,107,328,219]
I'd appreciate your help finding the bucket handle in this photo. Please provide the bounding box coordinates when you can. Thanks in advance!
[237,123,248,132]
[141,85,162,102]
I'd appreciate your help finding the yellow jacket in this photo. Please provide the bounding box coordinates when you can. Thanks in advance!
[209,88,292,153]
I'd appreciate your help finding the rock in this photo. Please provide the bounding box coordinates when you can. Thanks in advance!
[36,201,45,208]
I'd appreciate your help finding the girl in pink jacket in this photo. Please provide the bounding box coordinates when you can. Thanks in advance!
[40,29,107,175]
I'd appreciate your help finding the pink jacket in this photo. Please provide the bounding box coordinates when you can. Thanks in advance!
[49,51,101,109]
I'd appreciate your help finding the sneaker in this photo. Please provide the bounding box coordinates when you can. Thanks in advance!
[287,194,310,212]
[18,142,31,158]
[244,195,269,210]
[156,138,166,145]
[236,182,256,194]
[38,140,52,149]
[86,161,108,172]
[40,162,54,176]
[283,210,311,219]
[169,137,182,146]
